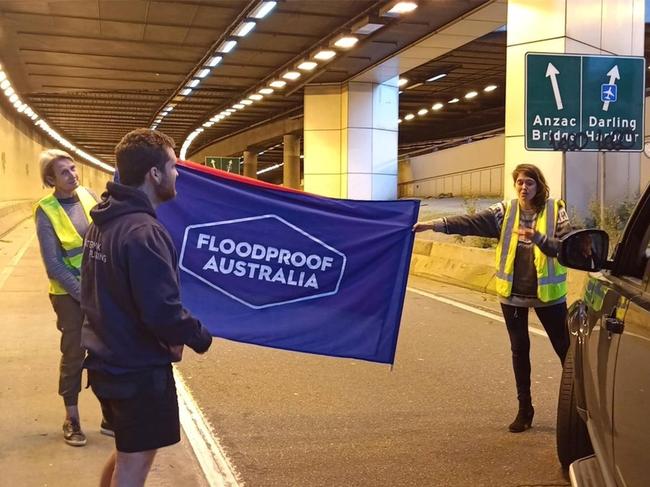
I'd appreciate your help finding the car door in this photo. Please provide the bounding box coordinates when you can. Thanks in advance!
[612,221,650,487]
[580,273,625,482]
[579,185,650,484]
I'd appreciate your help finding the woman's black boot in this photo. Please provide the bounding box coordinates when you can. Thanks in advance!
[509,398,534,433]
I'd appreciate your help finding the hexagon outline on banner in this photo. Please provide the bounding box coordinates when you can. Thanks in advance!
[178,214,347,309]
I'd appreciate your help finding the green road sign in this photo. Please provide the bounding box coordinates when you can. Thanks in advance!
[205,156,242,174]
[526,53,645,151]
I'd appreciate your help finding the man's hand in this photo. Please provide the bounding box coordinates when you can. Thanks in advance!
[188,326,213,354]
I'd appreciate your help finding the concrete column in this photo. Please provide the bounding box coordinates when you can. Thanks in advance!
[242,150,257,179]
[505,0,644,217]
[303,79,399,199]
[283,134,301,189]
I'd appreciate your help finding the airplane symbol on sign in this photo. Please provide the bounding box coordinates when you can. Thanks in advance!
[602,86,615,100]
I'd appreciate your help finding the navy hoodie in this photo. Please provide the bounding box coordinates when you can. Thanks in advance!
[81,182,212,374]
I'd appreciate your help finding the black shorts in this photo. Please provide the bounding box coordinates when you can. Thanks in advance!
[89,365,180,453]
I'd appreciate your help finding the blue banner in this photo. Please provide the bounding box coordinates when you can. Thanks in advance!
[157,161,419,364]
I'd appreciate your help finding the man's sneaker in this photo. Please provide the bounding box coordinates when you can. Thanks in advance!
[63,419,87,447]
[100,419,115,437]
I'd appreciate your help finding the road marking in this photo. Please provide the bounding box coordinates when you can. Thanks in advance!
[174,367,241,487]
[0,233,35,291]
[406,286,548,338]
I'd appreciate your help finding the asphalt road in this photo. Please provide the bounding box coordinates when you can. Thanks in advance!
[178,277,570,487]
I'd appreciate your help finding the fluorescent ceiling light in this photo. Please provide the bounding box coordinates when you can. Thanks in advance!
[249,93,263,100]
[448,98,459,103]
[384,1,418,16]
[426,73,447,82]
[4,86,15,96]
[197,68,210,79]
[398,77,408,87]
[314,50,336,61]
[269,80,286,88]
[225,109,235,114]
[398,118,402,124]
[188,79,200,88]
[259,87,274,95]
[241,99,253,105]
[9,93,18,103]
[484,84,497,92]
[180,88,192,96]
[0,79,10,90]
[417,108,428,116]
[233,21,256,37]
[432,102,444,110]
[233,103,245,109]
[465,91,478,99]
[0,71,5,82]
[333,36,358,49]
[297,61,318,71]
[203,121,214,127]
[207,56,222,67]
[404,113,415,120]
[251,1,276,19]
[282,71,301,80]
[217,40,237,53]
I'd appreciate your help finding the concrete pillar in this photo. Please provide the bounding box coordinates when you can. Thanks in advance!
[303,79,399,199]
[505,0,644,217]
[283,134,301,189]
[243,150,257,179]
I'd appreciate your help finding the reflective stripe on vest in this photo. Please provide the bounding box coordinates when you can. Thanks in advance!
[494,198,567,302]
[35,186,96,295]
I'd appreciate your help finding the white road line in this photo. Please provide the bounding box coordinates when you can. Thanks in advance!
[0,233,35,291]
[174,367,241,487]
[406,286,548,338]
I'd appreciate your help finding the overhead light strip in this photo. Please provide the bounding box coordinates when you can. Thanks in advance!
[399,84,498,124]
[180,1,420,160]
[0,61,113,173]
[152,0,278,132]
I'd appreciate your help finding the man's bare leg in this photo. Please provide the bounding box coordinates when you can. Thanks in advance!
[100,450,116,487]
[111,449,157,487]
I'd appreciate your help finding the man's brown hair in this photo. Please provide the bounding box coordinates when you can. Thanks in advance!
[115,129,176,187]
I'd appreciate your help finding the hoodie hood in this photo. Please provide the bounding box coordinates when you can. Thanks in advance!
[90,182,156,227]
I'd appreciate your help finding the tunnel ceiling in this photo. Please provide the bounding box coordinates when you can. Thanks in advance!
[0,0,494,166]
[1,1,648,173]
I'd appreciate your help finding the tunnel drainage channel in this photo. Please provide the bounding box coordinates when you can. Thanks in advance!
[174,367,241,487]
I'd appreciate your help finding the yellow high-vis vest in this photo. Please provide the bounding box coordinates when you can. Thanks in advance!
[494,198,567,302]
[35,186,96,295]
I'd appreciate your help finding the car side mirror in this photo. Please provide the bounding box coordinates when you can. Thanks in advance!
[558,229,610,272]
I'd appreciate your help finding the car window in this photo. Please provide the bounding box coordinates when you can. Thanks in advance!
[616,188,650,280]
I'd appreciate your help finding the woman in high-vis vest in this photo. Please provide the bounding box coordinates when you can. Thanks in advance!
[34,149,108,446]
[414,163,572,433]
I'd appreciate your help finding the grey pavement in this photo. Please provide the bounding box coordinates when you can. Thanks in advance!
[0,220,208,487]
[177,273,570,487]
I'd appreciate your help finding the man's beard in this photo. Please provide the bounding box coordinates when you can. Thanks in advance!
[154,174,176,202]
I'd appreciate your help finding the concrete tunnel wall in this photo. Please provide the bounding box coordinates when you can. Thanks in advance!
[0,101,112,236]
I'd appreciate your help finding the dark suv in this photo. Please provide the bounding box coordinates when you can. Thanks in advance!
[555,184,650,487]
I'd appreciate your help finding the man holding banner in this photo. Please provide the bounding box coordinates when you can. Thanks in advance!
[81,129,213,487]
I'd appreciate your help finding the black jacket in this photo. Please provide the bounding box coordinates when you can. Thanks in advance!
[81,182,211,374]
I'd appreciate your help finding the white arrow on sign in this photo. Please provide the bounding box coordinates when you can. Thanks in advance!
[602,65,620,112]
[545,63,563,110]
